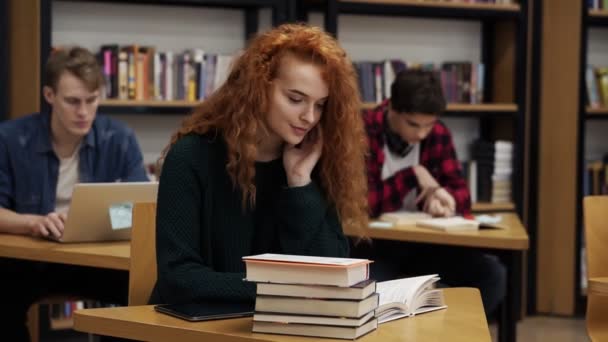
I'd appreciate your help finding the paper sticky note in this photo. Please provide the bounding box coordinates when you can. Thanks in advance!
[109,202,133,230]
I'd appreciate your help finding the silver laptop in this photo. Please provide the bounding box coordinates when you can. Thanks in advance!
[58,182,158,243]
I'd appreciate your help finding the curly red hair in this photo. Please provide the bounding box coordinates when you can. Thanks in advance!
[162,23,368,236]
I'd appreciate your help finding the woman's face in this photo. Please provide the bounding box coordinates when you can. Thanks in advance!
[266,54,329,146]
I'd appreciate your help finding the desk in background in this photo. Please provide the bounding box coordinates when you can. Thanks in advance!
[0,234,130,341]
[345,213,529,342]
[0,234,130,270]
[74,288,489,342]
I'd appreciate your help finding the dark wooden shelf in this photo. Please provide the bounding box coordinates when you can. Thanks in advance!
[99,100,519,116]
[587,9,608,26]
[344,0,520,12]
[586,106,608,118]
[309,0,523,20]
[100,99,199,107]
[362,102,518,116]
[99,99,199,115]
[589,9,608,18]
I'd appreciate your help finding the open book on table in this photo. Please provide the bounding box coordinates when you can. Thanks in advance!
[378,211,507,231]
[378,211,432,225]
[376,274,446,324]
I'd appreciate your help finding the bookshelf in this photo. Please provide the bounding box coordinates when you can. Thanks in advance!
[8,0,294,119]
[575,0,608,314]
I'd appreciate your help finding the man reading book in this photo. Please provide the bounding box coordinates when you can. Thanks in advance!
[359,69,506,316]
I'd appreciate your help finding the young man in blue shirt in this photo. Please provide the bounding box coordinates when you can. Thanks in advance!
[0,47,148,341]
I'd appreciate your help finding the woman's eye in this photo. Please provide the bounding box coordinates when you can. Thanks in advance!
[288,96,303,103]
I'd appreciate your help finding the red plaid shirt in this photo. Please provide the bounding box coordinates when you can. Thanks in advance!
[364,100,471,217]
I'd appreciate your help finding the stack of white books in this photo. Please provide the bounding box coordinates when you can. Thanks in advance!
[244,253,446,340]
[492,140,513,203]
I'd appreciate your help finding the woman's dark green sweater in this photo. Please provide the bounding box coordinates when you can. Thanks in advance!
[149,134,349,304]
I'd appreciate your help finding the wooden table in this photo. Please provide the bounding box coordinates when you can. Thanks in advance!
[0,234,130,270]
[345,213,528,342]
[353,213,528,250]
[74,288,489,342]
[0,213,526,342]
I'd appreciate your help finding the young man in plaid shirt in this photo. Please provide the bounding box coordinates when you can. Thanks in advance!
[359,69,506,316]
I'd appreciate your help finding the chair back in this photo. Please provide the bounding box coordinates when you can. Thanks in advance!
[128,202,157,306]
[583,196,608,341]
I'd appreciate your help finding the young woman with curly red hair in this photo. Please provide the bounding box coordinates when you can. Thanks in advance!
[150,23,369,304]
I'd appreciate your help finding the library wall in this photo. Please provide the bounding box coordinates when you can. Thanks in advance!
[52,1,482,164]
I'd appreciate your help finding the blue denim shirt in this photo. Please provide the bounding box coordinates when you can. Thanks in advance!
[0,112,149,215]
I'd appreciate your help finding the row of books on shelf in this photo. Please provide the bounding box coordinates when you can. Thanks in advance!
[354,60,485,104]
[461,140,514,204]
[95,44,234,102]
[588,0,608,10]
[94,44,488,106]
[584,154,608,196]
[243,254,446,340]
[585,66,608,109]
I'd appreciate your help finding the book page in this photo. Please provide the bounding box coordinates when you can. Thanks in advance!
[376,274,439,310]
[411,289,446,315]
[376,275,441,324]
[243,253,370,267]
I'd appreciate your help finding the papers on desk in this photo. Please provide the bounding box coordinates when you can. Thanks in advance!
[475,214,508,229]
[370,212,507,231]
[379,212,432,225]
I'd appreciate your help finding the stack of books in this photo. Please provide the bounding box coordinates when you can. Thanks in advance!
[244,254,377,339]
[472,139,514,203]
[243,254,447,340]
[492,141,513,204]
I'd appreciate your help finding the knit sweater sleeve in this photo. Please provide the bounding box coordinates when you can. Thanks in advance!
[154,136,255,304]
[276,181,349,258]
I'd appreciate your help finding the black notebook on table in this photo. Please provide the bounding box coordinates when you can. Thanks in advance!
[155,302,254,322]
